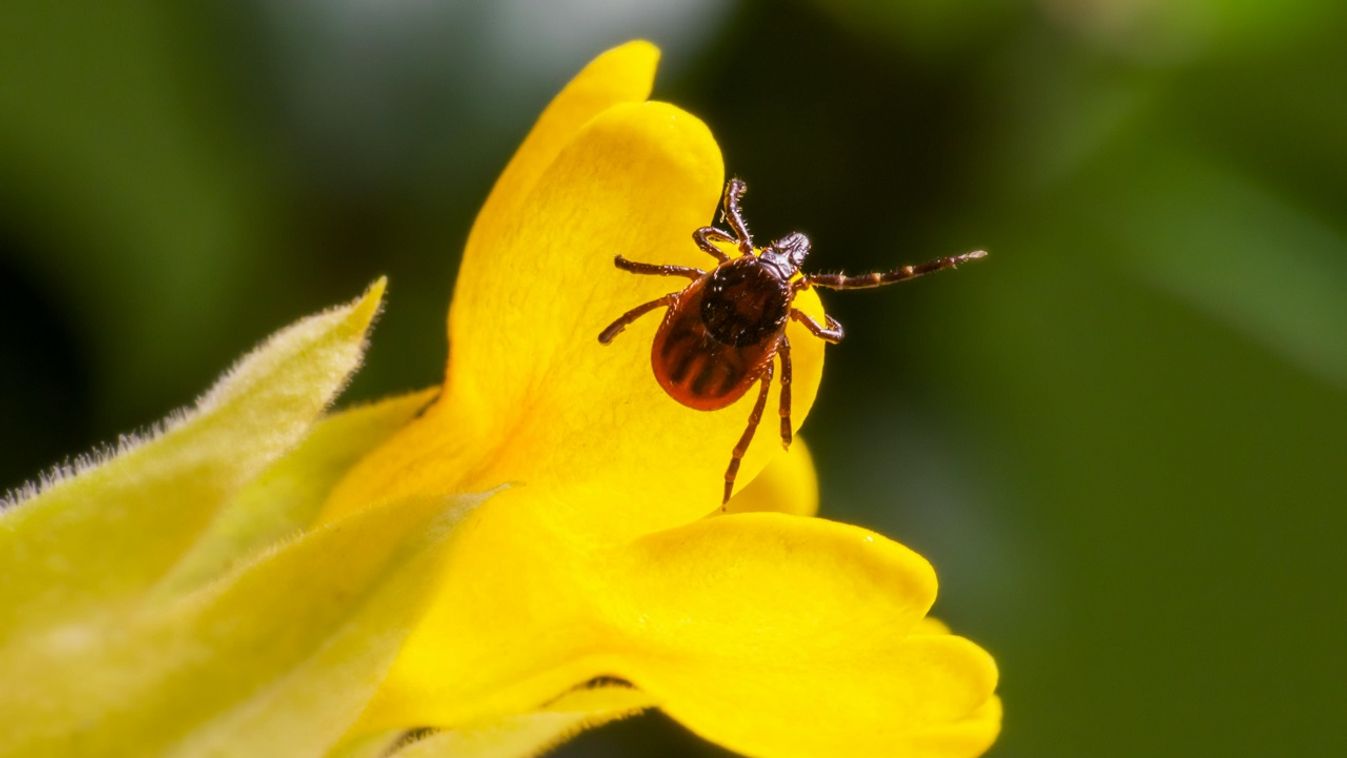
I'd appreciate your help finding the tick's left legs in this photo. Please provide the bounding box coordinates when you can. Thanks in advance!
[614,254,703,279]
[598,293,676,344]
[778,335,793,448]
[723,361,774,506]
[693,227,735,262]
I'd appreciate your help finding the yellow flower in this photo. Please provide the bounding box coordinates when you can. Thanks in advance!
[321,41,1000,757]
[0,39,999,758]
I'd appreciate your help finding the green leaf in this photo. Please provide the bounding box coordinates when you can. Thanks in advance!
[155,387,440,596]
[369,687,653,758]
[0,489,489,757]
[0,279,385,640]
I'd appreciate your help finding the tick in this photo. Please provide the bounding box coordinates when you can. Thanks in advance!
[598,178,986,505]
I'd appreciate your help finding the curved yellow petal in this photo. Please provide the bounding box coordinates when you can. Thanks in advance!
[325,98,829,542]
[355,509,606,732]
[607,513,999,758]
[724,436,819,516]
[357,509,994,757]
[462,39,659,322]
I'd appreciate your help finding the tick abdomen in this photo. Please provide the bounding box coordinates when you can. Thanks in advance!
[651,265,784,411]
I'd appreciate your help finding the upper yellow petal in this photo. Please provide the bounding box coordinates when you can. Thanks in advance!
[461,40,659,304]
[324,97,828,542]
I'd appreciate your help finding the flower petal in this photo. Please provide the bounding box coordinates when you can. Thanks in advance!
[464,40,659,285]
[724,436,819,516]
[607,513,1000,758]
[0,280,385,640]
[355,508,994,757]
[355,508,611,732]
[324,101,830,542]
[0,490,485,757]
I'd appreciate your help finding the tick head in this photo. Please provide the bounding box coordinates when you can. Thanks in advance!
[764,232,811,275]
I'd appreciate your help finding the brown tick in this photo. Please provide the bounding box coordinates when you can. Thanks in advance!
[599,178,986,505]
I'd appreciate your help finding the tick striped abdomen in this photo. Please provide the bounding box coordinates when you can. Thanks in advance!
[651,259,789,411]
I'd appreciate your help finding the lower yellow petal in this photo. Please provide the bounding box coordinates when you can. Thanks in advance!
[605,514,998,758]
[358,508,995,757]
[356,508,602,731]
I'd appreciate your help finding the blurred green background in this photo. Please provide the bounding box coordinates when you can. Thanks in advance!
[3,1,1345,755]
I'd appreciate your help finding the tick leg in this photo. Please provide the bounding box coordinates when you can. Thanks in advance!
[778,335,793,449]
[807,250,987,290]
[719,178,754,253]
[614,254,703,279]
[790,309,845,344]
[692,227,735,263]
[598,293,676,344]
[723,361,774,506]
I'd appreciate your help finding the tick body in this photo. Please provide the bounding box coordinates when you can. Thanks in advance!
[599,178,986,505]
[652,256,790,411]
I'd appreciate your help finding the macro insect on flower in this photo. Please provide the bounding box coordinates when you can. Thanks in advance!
[600,178,987,503]
[0,40,1001,758]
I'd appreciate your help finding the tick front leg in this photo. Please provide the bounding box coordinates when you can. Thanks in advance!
[692,227,735,263]
[723,361,774,507]
[807,250,987,290]
[719,178,754,254]
[778,335,793,449]
[598,293,677,344]
[790,309,845,344]
[614,255,703,279]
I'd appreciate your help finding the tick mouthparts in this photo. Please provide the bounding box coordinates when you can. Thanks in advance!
[964,250,989,261]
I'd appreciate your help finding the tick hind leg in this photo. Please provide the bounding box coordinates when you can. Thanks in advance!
[598,293,676,344]
[723,361,774,507]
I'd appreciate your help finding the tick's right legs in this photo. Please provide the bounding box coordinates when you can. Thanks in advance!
[806,250,988,290]
[790,309,845,343]
[598,293,677,344]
